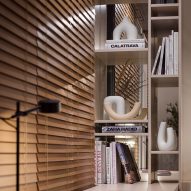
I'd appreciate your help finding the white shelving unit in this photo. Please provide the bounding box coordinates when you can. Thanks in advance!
[94,0,181,189]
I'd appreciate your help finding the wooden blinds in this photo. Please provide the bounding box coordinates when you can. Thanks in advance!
[0,0,95,190]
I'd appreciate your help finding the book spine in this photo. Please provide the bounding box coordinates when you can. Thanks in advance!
[157,37,166,75]
[106,147,111,184]
[152,45,162,75]
[112,142,117,184]
[109,142,113,184]
[96,141,102,184]
[174,32,178,75]
[105,43,145,49]
[165,37,170,74]
[102,144,106,184]
[102,126,145,133]
[169,33,174,74]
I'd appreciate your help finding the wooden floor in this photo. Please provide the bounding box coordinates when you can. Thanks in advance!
[85,182,179,191]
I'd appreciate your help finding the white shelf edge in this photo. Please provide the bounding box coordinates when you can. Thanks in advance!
[151,74,179,78]
[151,151,179,154]
[151,16,179,20]
[95,133,148,136]
[95,119,148,123]
[95,47,148,53]
[151,3,179,8]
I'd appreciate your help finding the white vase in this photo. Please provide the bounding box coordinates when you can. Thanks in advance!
[157,122,177,151]
[113,16,138,40]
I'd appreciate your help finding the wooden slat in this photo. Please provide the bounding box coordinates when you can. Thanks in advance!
[0,0,95,190]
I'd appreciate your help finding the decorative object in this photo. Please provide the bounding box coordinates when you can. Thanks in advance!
[0,99,61,191]
[166,102,178,134]
[104,96,142,120]
[157,122,177,151]
[113,16,138,40]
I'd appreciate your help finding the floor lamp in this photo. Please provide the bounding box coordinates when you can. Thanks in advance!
[0,99,61,191]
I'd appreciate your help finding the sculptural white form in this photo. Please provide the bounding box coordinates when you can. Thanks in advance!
[103,96,141,120]
[157,122,177,151]
[113,16,138,40]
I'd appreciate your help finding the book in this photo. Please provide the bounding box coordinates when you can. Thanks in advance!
[109,142,122,184]
[169,32,174,74]
[95,141,106,184]
[102,126,145,133]
[174,32,179,74]
[106,147,111,184]
[165,37,170,74]
[116,142,141,184]
[106,39,145,44]
[105,42,145,49]
[157,37,166,75]
[152,45,162,75]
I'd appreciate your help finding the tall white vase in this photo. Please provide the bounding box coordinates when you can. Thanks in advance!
[157,122,177,151]
[113,16,138,40]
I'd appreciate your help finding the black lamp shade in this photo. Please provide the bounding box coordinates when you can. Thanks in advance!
[38,99,61,113]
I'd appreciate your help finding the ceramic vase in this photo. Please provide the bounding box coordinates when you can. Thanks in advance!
[113,16,138,40]
[157,122,177,151]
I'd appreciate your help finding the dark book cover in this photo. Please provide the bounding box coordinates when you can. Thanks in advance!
[166,0,177,3]
[116,143,141,184]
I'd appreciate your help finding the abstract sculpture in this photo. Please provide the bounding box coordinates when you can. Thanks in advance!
[157,122,177,151]
[113,16,138,40]
[104,96,145,120]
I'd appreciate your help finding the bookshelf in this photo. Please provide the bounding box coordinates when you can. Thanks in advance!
[94,0,181,189]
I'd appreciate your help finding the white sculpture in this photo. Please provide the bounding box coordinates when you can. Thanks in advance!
[113,16,138,40]
[103,96,141,120]
[157,122,177,151]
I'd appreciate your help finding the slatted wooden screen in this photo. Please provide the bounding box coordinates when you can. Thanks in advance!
[115,4,143,107]
[0,0,95,190]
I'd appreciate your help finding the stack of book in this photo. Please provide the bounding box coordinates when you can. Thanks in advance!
[105,39,145,49]
[95,141,140,184]
[154,0,177,3]
[152,30,178,75]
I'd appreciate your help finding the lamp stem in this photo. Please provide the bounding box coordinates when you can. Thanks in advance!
[16,101,20,191]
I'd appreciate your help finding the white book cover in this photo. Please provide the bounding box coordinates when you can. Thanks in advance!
[165,37,170,75]
[106,147,111,184]
[112,142,117,184]
[105,42,145,49]
[169,32,174,75]
[152,45,162,75]
[109,142,113,184]
[157,37,166,75]
[174,32,179,75]
[106,39,145,44]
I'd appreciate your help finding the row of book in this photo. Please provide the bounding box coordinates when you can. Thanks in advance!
[102,125,146,133]
[152,30,178,75]
[95,141,141,184]
[105,39,146,49]
[154,0,177,3]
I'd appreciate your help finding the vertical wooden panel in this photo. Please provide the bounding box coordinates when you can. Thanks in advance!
[0,0,95,190]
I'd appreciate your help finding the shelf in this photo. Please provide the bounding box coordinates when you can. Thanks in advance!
[95,48,148,65]
[95,119,148,124]
[151,3,179,17]
[95,132,148,137]
[151,16,178,30]
[85,182,179,191]
[151,151,179,154]
[95,0,148,5]
[151,75,179,87]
